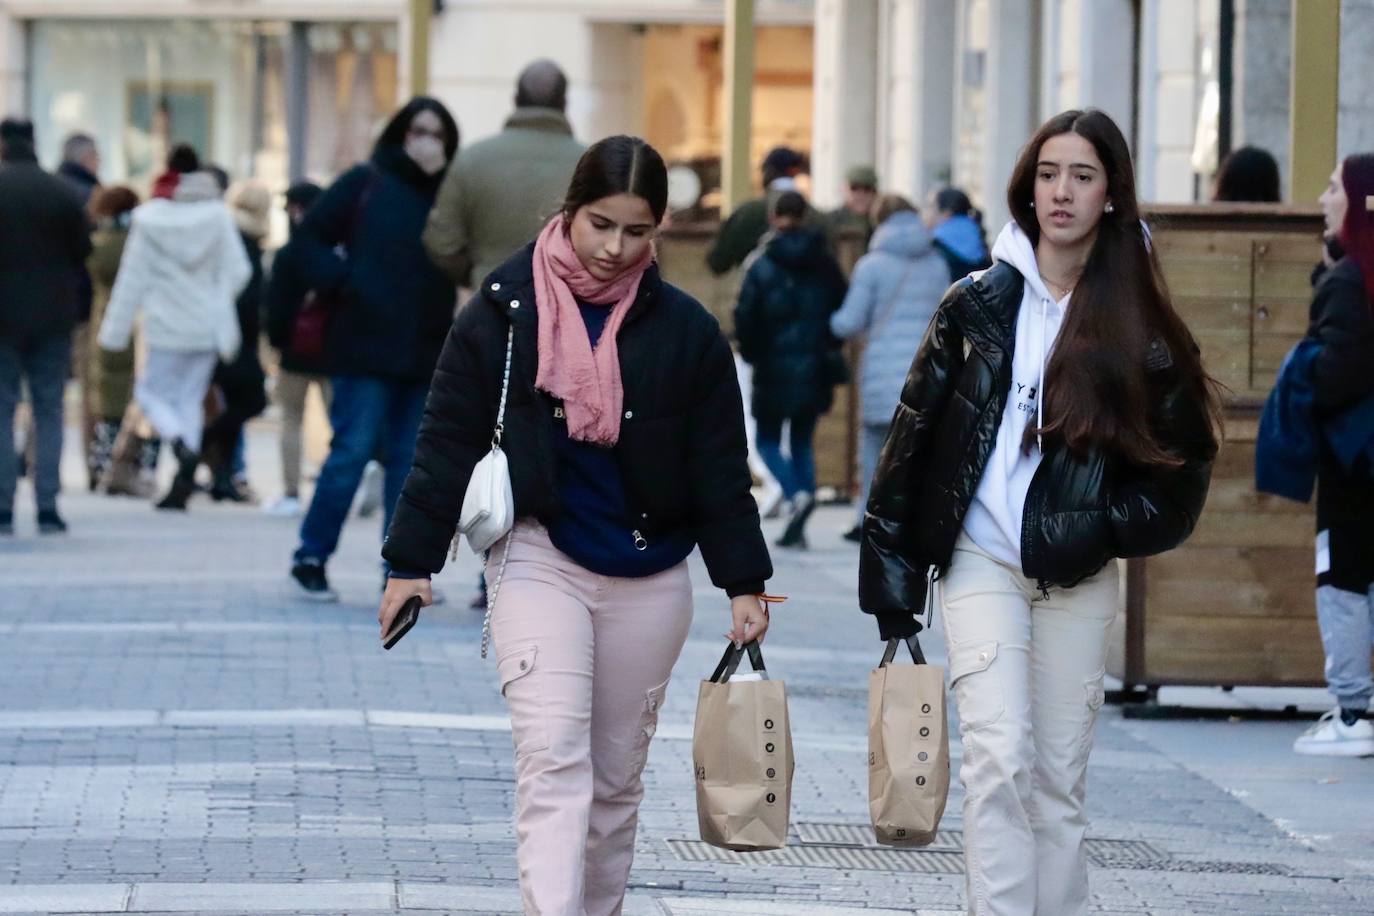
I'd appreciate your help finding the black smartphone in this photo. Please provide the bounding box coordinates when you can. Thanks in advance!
[382,595,423,650]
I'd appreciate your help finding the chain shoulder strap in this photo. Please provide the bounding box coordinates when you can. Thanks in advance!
[478,321,517,659]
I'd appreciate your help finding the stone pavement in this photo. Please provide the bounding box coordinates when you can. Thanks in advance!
[0,425,1371,915]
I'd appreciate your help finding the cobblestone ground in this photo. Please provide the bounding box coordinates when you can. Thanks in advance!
[0,426,1371,915]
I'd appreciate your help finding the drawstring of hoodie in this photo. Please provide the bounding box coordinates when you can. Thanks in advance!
[1037,297,1047,452]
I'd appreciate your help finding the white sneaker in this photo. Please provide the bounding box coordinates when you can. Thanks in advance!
[263,496,302,518]
[1293,708,1374,757]
[355,461,383,518]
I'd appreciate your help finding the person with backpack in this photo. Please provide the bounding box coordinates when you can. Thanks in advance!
[377,135,773,915]
[1288,153,1374,758]
[287,97,460,600]
[734,190,848,549]
[860,110,1220,914]
[830,194,950,542]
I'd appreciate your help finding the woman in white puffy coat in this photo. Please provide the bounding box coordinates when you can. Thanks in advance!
[98,169,251,510]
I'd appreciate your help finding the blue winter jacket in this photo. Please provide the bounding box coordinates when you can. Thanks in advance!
[830,211,952,425]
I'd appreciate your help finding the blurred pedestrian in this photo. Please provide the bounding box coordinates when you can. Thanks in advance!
[1289,153,1374,757]
[288,96,460,601]
[98,153,251,511]
[825,164,879,246]
[424,59,584,289]
[198,180,271,503]
[860,110,1220,915]
[0,117,93,535]
[422,59,584,609]
[84,185,142,491]
[924,185,992,281]
[707,146,822,275]
[830,194,950,542]
[734,190,848,549]
[1212,145,1281,203]
[262,181,327,518]
[57,132,101,208]
[378,136,772,915]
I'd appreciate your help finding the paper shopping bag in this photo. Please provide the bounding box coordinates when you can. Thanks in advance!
[868,636,950,846]
[692,640,795,851]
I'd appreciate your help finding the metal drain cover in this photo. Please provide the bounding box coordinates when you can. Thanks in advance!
[666,839,966,875]
[670,824,1286,876]
[794,822,1169,865]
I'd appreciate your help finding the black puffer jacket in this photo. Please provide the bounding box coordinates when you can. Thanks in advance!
[383,244,773,597]
[860,262,1218,637]
[734,227,848,419]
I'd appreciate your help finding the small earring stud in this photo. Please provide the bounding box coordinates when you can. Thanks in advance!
[1105,202,1115,214]
[1030,202,1035,209]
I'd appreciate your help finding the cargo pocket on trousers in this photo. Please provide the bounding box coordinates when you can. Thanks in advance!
[631,677,670,775]
[498,644,549,759]
[1074,668,1107,763]
[948,640,1003,732]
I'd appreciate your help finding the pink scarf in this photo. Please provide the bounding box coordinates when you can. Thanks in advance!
[533,216,654,446]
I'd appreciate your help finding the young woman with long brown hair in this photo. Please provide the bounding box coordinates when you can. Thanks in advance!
[858,109,1220,914]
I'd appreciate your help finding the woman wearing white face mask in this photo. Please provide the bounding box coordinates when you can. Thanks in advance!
[286,97,461,601]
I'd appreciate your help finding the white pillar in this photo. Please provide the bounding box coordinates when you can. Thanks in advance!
[811,0,879,209]
[1338,0,1374,159]
[1043,0,1134,135]
[875,0,956,202]
[1136,0,1204,202]
[979,0,1037,231]
[0,11,25,115]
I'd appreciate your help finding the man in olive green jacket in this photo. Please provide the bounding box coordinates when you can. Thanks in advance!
[423,60,585,289]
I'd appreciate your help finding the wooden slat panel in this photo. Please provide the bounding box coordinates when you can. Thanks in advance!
[1142,615,1327,683]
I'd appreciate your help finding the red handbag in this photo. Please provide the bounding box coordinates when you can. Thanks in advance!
[289,289,339,362]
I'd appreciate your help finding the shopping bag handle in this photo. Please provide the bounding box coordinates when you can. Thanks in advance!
[880,636,927,667]
[709,639,766,683]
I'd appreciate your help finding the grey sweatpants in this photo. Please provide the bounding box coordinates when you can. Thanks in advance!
[1317,584,1374,710]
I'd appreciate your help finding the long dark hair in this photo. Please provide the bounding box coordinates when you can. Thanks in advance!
[1213,146,1281,203]
[562,136,668,224]
[1337,153,1374,306]
[1007,109,1220,467]
[375,96,460,161]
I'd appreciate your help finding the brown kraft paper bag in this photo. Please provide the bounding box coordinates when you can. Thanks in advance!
[693,640,795,851]
[868,635,950,845]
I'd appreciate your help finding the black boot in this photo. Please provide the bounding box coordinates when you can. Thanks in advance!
[155,439,199,511]
[776,491,816,549]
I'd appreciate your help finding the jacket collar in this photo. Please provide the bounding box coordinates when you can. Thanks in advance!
[503,108,575,136]
[481,241,662,324]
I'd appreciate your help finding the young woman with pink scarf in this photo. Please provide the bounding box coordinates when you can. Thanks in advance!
[379,136,774,914]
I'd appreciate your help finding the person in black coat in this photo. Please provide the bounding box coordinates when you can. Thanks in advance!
[199,181,272,502]
[262,181,327,517]
[861,110,1219,914]
[1291,152,1374,758]
[377,137,773,914]
[0,118,93,535]
[288,97,460,599]
[734,190,848,549]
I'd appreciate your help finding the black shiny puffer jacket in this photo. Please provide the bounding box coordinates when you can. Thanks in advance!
[859,262,1218,639]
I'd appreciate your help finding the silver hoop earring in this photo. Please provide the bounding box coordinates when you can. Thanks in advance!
[1105,202,1115,214]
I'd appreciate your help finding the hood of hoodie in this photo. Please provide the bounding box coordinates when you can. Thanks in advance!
[934,213,989,264]
[870,210,934,259]
[131,193,233,270]
[765,226,830,267]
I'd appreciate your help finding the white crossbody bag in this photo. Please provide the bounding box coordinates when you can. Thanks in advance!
[455,323,515,659]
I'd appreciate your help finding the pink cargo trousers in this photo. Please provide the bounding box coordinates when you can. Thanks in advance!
[487,522,694,915]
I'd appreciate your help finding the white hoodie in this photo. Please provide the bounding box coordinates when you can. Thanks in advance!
[961,222,1069,568]
[98,173,251,361]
